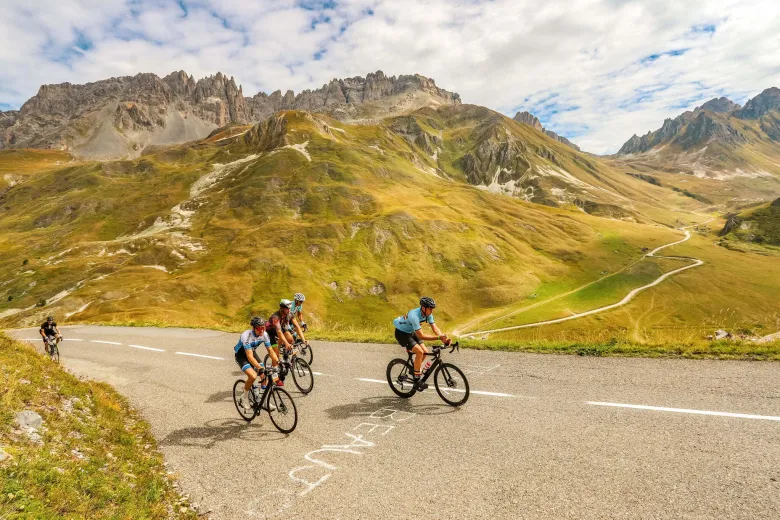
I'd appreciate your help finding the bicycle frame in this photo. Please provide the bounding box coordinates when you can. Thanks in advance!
[404,342,459,383]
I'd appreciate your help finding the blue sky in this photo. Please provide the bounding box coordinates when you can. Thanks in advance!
[1,0,779,154]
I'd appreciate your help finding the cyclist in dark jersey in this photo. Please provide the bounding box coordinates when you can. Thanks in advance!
[265,299,309,377]
[393,297,450,391]
[39,316,61,355]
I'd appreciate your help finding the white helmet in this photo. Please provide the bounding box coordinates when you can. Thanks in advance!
[280,299,293,309]
[294,293,305,302]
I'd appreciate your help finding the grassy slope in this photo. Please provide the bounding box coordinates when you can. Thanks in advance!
[0,111,684,333]
[0,109,777,353]
[0,333,196,519]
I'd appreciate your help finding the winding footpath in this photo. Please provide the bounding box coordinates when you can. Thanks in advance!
[459,223,709,337]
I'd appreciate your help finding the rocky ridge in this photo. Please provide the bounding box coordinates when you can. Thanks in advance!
[512,111,581,151]
[618,87,780,155]
[0,70,460,158]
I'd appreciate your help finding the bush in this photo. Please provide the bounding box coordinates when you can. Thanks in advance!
[22,259,28,266]
[7,295,12,301]
[35,299,46,307]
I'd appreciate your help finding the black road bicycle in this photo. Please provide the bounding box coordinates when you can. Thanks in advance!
[386,341,469,406]
[289,330,313,365]
[44,335,60,363]
[263,339,314,394]
[232,367,298,433]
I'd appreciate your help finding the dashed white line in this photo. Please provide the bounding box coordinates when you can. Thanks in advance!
[356,378,514,397]
[175,352,225,360]
[129,344,165,352]
[91,340,122,345]
[63,338,83,341]
[587,401,780,422]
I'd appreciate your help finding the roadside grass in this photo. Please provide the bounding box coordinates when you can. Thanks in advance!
[0,332,196,519]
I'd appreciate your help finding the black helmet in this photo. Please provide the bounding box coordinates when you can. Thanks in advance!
[250,316,265,328]
[47,316,54,322]
[419,296,436,309]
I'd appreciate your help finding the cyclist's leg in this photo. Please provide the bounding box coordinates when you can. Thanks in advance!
[43,339,49,355]
[266,344,280,366]
[411,344,426,377]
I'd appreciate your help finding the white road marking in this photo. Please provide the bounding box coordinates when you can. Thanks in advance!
[91,340,122,345]
[356,378,514,397]
[312,372,332,376]
[587,401,780,422]
[20,338,42,340]
[175,351,225,360]
[63,338,83,341]
[129,344,165,352]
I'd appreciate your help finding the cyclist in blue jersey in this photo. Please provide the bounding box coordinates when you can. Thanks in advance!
[234,316,273,411]
[292,293,307,332]
[393,297,451,391]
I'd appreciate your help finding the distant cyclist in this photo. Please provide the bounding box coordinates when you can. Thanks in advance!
[266,299,309,380]
[39,316,61,355]
[234,316,272,411]
[393,297,450,391]
[292,293,307,332]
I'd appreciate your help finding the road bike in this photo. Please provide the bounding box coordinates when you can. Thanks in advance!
[263,339,314,394]
[232,367,298,433]
[44,335,60,363]
[386,341,469,406]
[289,329,313,365]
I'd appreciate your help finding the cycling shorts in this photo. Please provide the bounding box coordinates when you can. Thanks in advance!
[395,328,422,350]
[234,348,263,372]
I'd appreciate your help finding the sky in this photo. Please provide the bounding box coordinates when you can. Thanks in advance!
[1,0,779,154]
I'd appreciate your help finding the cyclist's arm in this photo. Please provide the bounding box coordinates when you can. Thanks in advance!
[55,326,62,337]
[276,322,292,348]
[291,317,306,342]
[40,328,46,338]
[244,348,264,372]
[430,323,448,343]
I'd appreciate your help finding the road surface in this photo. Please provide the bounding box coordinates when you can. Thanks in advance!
[8,325,780,519]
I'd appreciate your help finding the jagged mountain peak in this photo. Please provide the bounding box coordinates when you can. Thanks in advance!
[0,70,461,158]
[696,97,741,113]
[735,87,780,119]
[512,110,580,151]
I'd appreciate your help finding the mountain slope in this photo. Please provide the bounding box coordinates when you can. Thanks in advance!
[0,71,460,159]
[0,110,682,330]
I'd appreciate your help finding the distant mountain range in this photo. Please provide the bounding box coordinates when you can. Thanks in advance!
[0,70,460,158]
[618,87,780,155]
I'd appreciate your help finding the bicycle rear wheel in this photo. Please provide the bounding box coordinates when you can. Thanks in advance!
[291,358,314,394]
[434,363,469,406]
[267,387,298,433]
[386,358,417,398]
[233,379,257,422]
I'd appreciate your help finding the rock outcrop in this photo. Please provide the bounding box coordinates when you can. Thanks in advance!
[697,97,741,114]
[512,111,581,151]
[0,70,460,158]
[734,87,780,119]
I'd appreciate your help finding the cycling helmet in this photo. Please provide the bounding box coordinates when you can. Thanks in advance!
[419,296,436,308]
[250,316,264,328]
[294,293,305,302]
[46,316,54,322]
[280,299,293,309]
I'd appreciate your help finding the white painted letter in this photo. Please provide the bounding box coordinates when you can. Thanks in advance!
[288,466,332,496]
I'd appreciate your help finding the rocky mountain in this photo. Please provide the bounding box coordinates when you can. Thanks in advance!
[512,111,581,151]
[618,88,780,155]
[0,70,460,158]
[719,197,780,246]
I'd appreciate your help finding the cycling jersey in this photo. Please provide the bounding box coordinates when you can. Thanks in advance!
[40,322,58,337]
[234,329,271,354]
[393,307,434,334]
[266,311,292,332]
[292,303,303,316]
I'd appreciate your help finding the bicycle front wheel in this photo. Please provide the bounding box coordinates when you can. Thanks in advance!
[386,358,417,398]
[233,379,257,422]
[51,347,60,364]
[297,342,314,365]
[434,363,469,406]
[291,358,314,394]
[267,387,298,433]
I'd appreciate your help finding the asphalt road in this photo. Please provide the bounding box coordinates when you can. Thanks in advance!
[9,326,780,519]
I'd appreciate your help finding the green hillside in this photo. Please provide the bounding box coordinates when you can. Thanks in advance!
[0,107,778,344]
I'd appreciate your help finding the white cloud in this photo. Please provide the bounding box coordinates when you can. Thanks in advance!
[1,0,779,153]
